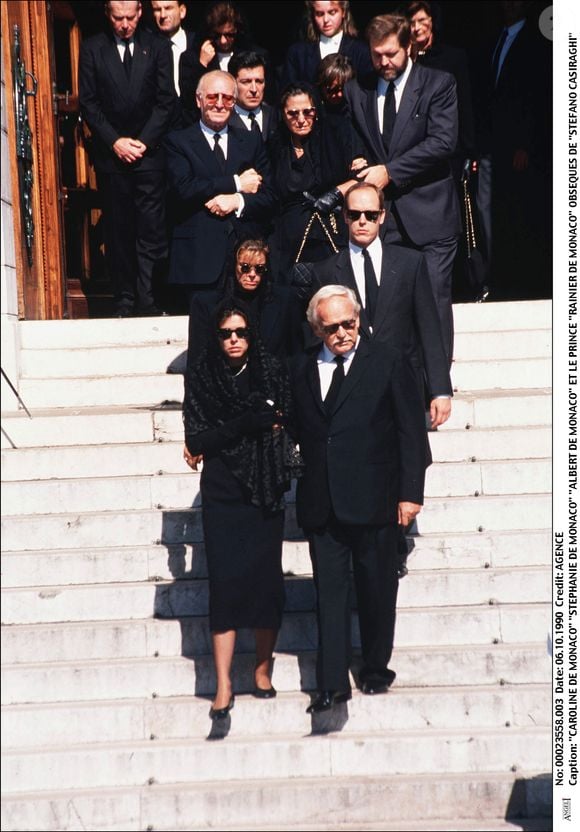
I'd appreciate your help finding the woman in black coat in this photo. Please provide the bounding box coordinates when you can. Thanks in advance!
[282,1,373,89]
[187,238,304,367]
[183,299,302,719]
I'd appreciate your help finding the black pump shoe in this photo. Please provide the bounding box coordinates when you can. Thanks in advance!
[253,685,277,699]
[209,695,235,720]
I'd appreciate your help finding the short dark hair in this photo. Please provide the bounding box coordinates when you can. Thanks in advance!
[228,50,266,78]
[366,14,411,50]
[279,83,315,111]
[316,54,355,90]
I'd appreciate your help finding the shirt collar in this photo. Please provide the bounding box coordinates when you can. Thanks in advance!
[200,120,228,138]
[170,27,187,49]
[320,32,343,48]
[377,56,413,95]
[349,235,382,257]
[319,336,359,364]
[235,104,262,117]
[506,19,526,38]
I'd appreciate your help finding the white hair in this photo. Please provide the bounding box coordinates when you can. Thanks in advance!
[306,284,360,327]
[196,70,238,97]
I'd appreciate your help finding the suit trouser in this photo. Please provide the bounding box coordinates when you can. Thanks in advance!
[385,211,457,366]
[98,169,167,310]
[308,518,399,691]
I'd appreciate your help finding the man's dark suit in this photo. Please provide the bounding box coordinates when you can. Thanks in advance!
[282,35,373,88]
[164,124,275,287]
[345,63,462,359]
[79,27,176,311]
[290,339,426,693]
[311,244,452,402]
[228,103,277,144]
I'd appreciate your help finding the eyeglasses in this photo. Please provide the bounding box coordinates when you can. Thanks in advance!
[238,262,267,275]
[204,92,236,107]
[285,108,316,119]
[320,319,357,335]
[212,30,236,41]
[345,209,382,222]
[217,327,249,340]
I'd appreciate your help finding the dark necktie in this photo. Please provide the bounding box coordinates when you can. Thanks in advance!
[324,355,346,415]
[362,248,379,327]
[492,28,508,86]
[382,82,396,154]
[248,111,261,134]
[213,132,226,172]
[122,39,132,78]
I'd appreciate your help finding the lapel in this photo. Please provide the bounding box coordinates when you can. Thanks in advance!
[331,338,372,416]
[389,62,420,154]
[225,126,242,174]
[127,30,149,104]
[306,353,326,417]
[334,250,372,338]
[103,36,131,104]
[359,84,384,161]
[191,125,224,175]
[374,244,400,328]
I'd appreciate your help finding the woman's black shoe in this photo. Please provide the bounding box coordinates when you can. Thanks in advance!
[252,686,277,699]
[209,695,235,720]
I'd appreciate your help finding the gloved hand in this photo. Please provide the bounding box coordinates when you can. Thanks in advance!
[236,400,277,433]
[312,187,342,215]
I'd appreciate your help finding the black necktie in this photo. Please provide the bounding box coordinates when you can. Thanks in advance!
[248,111,261,134]
[213,132,226,172]
[362,248,379,327]
[324,356,346,415]
[122,39,132,78]
[382,82,396,153]
[492,28,508,85]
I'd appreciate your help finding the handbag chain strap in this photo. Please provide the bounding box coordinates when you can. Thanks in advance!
[295,210,339,263]
[463,178,477,255]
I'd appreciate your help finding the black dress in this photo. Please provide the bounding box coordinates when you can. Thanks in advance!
[195,368,285,632]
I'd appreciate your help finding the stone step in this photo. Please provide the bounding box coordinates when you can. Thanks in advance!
[0,723,551,794]
[0,529,551,589]
[451,358,550,392]
[18,327,551,381]
[0,389,551,451]
[1,682,550,749]
[0,601,551,664]
[1,425,551,481]
[0,565,551,626]
[1,457,551,516]
[0,771,552,832]
[0,643,551,705]
[0,493,550,553]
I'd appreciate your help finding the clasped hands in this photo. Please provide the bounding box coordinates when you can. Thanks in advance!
[205,167,262,216]
[113,137,147,164]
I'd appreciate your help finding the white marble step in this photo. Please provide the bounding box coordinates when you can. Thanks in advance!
[0,771,551,832]
[0,493,551,553]
[1,682,550,749]
[0,425,551,481]
[451,357,550,392]
[0,643,551,705]
[0,529,551,589]
[1,457,551,517]
[1,601,550,664]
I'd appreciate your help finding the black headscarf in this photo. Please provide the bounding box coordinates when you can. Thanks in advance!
[183,298,302,511]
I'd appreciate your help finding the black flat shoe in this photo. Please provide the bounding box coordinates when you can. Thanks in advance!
[306,689,351,714]
[360,680,391,695]
[209,695,235,720]
[253,686,277,699]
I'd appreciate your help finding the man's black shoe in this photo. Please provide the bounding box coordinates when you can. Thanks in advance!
[474,285,490,303]
[115,306,134,318]
[306,689,351,714]
[359,668,396,695]
[136,305,168,317]
[360,680,391,695]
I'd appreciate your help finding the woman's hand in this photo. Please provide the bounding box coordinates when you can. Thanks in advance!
[183,444,203,470]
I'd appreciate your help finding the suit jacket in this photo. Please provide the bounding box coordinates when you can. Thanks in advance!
[228,103,277,144]
[79,27,176,173]
[164,123,276,285]
[290,339,426,530]
[282,35,374,88]
[345,63,462,245]
[310,244,452,400]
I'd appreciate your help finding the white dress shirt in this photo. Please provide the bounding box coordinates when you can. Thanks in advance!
[376,58,413,131]
[115,35,133,61]
[319,32,343,59]
[199,121,245,215]
[349,236,383,313]
[234,104,264,132]
[217,51,234,72]
[170,27,188,95]
[317,338,358,400]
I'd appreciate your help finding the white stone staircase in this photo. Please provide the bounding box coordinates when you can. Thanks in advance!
[1,301,552,831]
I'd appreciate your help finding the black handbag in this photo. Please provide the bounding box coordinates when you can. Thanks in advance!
[461,165,490,297]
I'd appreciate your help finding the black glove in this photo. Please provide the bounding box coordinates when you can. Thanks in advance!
[312,187,342,214]
[234,400,277,433]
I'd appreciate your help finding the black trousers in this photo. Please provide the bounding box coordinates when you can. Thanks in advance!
[98,169,167,311]
[308,518,399,692]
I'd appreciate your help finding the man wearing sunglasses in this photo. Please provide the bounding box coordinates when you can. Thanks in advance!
[343,13,461,364]
[310,182,452,430]
[289,285,426,712]
[164,70,275,302]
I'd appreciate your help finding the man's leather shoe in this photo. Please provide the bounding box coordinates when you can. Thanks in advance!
[360,680,391,695]
[115,306,133,318]
[306,689,351,714]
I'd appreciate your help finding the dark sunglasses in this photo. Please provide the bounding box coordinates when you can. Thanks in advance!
[321,319,357,335]
[204,92,235,107]
[345,209,382,222]
[217,327,249,340]
[239,263,267,275]
[285,107,316,119]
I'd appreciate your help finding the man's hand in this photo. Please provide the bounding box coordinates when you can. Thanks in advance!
[350,157,368,173]
[398,501,422,527]
[183,445,203,471]
[430,397,452,428]
[238,168,262,194]
[199,39,216,68]
[205,194,240,216]
[359,164,390,189]
[112,137,146,164]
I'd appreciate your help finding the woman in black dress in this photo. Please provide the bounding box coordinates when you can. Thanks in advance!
[187,239,304,367]
[183,299,301,719]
